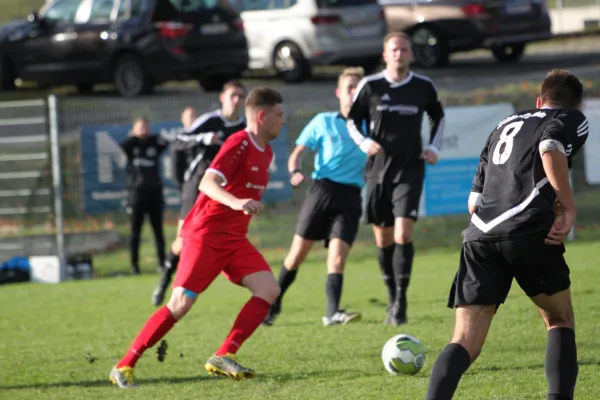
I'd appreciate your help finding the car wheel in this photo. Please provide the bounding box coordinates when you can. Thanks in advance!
[273,42,311,83]
[198,74,237,92]
[491,43,526,63]
[113,54,152,98]
[410,26,449,68]
[0,56,16,91]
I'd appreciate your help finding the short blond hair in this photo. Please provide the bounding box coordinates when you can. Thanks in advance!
[383,31,411,48]
[338,67,365,87]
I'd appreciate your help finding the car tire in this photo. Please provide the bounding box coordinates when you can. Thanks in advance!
[410,26,449,68]
[491,43,526,63]
[198,74,238,92]
[273,42,311,84]
[113,53,152,98]
[0,56,16,91]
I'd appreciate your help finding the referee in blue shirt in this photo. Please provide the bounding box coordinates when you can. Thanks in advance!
[263,67,368,327]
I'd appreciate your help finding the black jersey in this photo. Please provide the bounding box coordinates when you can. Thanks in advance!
[463,107,589,242]
[120,135,169,193]
[172,109,246,186]
[346,71,445,183]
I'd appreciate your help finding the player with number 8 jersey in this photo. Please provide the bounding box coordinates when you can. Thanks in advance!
[462,106,587,242]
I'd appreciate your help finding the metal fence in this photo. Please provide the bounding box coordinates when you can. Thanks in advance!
[1,89,599,276]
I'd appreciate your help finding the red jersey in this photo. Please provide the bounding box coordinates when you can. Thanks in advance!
[180,130,273,243]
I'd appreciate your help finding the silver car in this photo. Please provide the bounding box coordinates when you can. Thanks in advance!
[236,0,387,82]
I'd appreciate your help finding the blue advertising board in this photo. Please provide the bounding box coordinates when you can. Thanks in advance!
[423,158,480,216]
[80,122,292,214]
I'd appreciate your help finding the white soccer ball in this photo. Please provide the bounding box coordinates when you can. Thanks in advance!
[381,333,426,376]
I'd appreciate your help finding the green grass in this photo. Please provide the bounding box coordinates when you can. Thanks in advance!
[1,239,600,399]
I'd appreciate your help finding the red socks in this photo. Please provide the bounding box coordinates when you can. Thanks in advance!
[117,306,177,368]
[216,296,271,356]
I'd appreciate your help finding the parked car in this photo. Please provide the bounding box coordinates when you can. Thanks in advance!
[236,0,387,83]
[379,0,552,67]
[0,0,249,97]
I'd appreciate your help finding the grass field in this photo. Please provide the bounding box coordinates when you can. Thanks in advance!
[2,235,600,400]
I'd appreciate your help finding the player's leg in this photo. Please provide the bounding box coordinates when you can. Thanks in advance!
[367,180,396,323]
[152,219,184,306]
[505,240,577,400]
[263,235,314,325]
[208,245,278,379]
[153,183,197,306]
[390,165,424,325]
[322,188,363,326]
[148,195,166,271]
[110,239,222,388]
[127,199,145,275]
[425,241,512,400]
[264,180,330,325]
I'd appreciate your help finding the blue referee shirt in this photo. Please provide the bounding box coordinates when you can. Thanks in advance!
[296,112,368,188]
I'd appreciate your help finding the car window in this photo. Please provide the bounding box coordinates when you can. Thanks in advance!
[317,0,377,7]
[168,0,219,11]
[73,0,115,23]
[42,0,84,23]
[117,0,145,18]
[241,0,270,11]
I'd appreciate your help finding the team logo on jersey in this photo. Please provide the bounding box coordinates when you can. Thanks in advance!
[381,94,391,101]
[146,147,156,157]
[251,166,259,171]
[242,140,248,147]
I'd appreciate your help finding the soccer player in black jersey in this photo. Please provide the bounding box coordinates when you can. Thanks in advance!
[120,118,169,275]
[346,32,445,325]
[152,81,246,306]
[425,69,588,400]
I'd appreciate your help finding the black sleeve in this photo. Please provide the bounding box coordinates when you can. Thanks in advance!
[539,109,588,168]
[119,137,135,160]
[346,78,371,151]
[424,81,445,151]
[155,135,169,154]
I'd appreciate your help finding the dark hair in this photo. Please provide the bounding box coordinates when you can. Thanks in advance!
[222,79,246,93]
[540,69,583,109]
[244,87,283,110]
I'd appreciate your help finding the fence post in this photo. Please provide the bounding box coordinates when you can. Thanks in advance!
[48,94,66,280]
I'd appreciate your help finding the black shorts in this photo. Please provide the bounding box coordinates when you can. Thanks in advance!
[180,179,200,219]
[366,162,425,226]
[295,179,362,247]
[447,238,571,309]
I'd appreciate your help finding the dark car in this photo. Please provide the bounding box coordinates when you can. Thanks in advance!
[380,0,552,67]
[0,0,249,97]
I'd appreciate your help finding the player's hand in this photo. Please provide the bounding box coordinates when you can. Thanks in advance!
[290,172,305,187]
[421,149,439,165]
[231,199,263,215]
[366,141,384,156]
[210,133,221,145]
[545,209,575,245]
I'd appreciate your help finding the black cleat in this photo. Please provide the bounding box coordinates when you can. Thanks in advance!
[262,303,281,326]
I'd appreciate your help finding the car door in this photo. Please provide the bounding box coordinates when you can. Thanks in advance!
[66,0,120,81]
[14,0,86,84]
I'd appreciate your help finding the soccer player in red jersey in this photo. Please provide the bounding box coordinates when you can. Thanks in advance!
[109,87,285,388]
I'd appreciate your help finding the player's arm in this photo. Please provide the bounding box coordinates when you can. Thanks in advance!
[198,136,262,215]
[346,79,382,156]
[468,134,491,214]
[540,112,588,214]
[423,81,445,158]
[171,129,219,151]
[288,116,320,186]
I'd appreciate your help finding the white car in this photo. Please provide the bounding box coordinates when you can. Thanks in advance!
[236,0,387,83]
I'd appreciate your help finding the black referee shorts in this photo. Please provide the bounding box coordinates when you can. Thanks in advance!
[295,179,362,247]
[179,178,200,219]
[366,161,425,227]
[447,238,571,310]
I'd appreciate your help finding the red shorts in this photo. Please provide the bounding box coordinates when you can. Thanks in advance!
[173,238,271,295]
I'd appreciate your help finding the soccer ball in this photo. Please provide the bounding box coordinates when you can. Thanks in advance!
[381,334,426,376]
